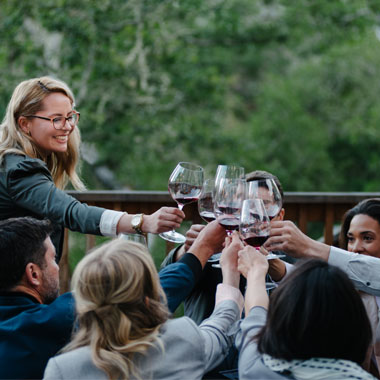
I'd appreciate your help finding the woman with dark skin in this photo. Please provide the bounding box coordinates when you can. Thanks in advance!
[339,198,380,377]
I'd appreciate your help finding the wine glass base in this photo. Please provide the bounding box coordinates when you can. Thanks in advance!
[159,230,186,244]
[265,282,278,291]
[208,253,221,263]
[266,253,286,260]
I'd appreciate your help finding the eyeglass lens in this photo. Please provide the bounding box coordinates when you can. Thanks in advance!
[53,113,79,129]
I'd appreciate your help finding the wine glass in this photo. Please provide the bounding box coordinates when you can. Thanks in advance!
[247,178,285,259]
[214,178,246,235]
[239,198,283,261]
[212,178,246,268]
[239,198,279,290]
[198,179,221,264]
[215,165,245,189]
[198,179,216,224]
[159,162,204,244]
[119,232,147,246]
[247,178,282,220]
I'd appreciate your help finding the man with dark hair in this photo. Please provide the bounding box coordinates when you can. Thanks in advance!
[0,217,75,379]
[0,216,226,379]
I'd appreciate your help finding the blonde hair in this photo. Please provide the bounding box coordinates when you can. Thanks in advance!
[0,76,85,190]
[64,239,170,379]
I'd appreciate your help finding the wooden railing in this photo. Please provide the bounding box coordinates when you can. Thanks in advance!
[59,191,380,291]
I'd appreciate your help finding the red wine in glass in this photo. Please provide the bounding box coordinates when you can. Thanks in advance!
[218,217,240,234]
[200,211,216,223]
[198,179,216,224]
[169,183,202,208]
[244,235,269,248]
[160,162,204,244]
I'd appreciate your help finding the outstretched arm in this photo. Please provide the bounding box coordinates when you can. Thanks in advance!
[159,221,226,312]
[265,220,380,296]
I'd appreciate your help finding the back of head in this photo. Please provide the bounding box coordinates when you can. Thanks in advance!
[67,239,169,379]
[246,170,284,200]
[0,217,53,291]
[339,198,380,249]
[0,76,84,190]
[257,259,371,364]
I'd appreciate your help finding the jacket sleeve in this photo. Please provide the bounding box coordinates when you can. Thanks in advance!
[158,252,202,313]
[235,306,267,380]
[329,246,380,296]
[198,298,241,373]
[6,157,105,234]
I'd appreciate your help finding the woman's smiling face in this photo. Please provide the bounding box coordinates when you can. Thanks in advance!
[20,92,75,154]
[347,214,380,258]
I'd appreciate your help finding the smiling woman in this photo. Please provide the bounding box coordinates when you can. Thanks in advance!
[0,77,185,260]
[339,198,380,377]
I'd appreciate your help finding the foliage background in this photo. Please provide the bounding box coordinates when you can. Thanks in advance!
[2,0,380,193]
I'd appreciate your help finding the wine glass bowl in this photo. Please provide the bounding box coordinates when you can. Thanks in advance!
[247,178,282,220]
[214,178,246,235]
[159,162,204,244]
[215,165,245,189]
[198,179,216,223]
[240,199,271,248]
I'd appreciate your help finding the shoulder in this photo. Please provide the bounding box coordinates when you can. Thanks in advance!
[44,347,107,379]
[4,153,47,169]
[3,153,50,177]
[160,317,201,342]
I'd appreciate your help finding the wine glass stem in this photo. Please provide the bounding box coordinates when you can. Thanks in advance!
[169,204,184,234]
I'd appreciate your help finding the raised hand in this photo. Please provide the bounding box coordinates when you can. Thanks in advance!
[188,220,227,267]
[264,220,329,260]
[184,224,205,252]
[237,245,268,279]
[142,207,185,234]
[220,232,244,287]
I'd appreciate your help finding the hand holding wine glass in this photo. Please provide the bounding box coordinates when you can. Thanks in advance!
[247,179,285,259]
[212,178,246,268]
[159,162,204,244]
[240,198,281,290]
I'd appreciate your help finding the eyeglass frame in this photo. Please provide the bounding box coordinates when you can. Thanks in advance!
[22,110,80,130]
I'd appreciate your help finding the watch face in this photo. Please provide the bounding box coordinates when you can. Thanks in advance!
[132,215,141,227]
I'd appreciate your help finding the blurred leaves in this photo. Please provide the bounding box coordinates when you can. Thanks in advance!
[1,0,380,191]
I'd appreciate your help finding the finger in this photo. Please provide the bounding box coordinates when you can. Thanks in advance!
[191,224,205,232]
[165,207,186,218]
[259,246,269,256]
[157,220,182,230]
[159,212,184,224]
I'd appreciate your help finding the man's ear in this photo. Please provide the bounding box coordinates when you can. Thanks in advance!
[24,262,43,288]
[278,208,285,221]
[17,116,31,135]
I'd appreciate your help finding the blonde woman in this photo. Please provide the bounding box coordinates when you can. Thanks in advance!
[0,77,184,259]
[43,234,244,380]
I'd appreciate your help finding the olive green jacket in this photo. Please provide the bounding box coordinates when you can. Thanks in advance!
[0,154,105,260]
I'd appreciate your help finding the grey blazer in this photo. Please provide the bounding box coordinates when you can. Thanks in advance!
[236,306,291,380]
[43,299,240,380]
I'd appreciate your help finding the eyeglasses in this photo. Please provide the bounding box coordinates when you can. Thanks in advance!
[23,111,80,130]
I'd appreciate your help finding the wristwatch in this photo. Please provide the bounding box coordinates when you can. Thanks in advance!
[131,213,144,234]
